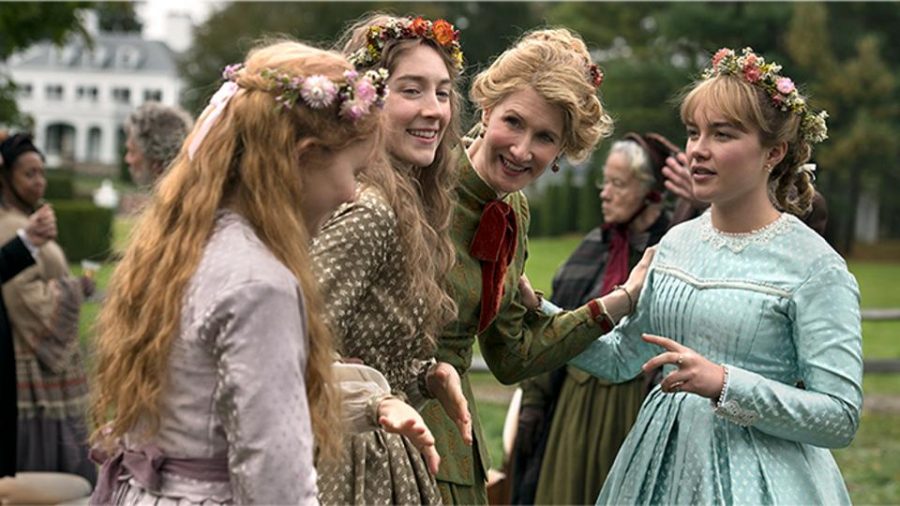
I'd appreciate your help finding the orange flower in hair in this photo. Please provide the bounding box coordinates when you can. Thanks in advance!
[350,16,464,71]
[432,19,457,46]
[410,16,429,37]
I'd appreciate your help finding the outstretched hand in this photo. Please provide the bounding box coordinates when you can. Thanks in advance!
[378,397,441,475]
[427,361,473,446]
[641,334,725,400]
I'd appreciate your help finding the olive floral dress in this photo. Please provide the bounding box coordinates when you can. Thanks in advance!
[312,188,441,505]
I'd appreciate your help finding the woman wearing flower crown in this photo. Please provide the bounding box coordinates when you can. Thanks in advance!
[420,28,656,505]
[565,47,861,504]
[311,13,470,505]
[88,40,388,504]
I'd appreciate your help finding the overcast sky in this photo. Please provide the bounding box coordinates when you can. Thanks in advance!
[136,0,224,41]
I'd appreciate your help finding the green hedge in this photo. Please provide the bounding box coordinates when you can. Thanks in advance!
[49,199,114,262]
[44,170,76,200]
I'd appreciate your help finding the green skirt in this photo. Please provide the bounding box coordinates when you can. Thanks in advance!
[533,368,645,505]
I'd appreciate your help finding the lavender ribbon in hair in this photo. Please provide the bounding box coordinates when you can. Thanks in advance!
[187,81,240,161]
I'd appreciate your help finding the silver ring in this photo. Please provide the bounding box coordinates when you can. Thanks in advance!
[676,354,684,366]
[672,381,683,392]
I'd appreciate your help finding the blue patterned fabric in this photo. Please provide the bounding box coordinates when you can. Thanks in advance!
[569,211,862,505]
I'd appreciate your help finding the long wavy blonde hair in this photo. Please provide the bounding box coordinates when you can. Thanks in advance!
[338,13,459,349]
[90,40,382,461]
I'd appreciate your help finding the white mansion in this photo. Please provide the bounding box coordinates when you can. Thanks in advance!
[4,15,188,172]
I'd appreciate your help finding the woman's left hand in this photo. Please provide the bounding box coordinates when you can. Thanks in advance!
[378,397,441,475]
[426,361,473,445]
[641,334,725,400]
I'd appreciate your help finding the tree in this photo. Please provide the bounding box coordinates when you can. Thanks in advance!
[180,2,551,114]
[786,4,899,252]
[96,2,142,33]
[577,162,603,233]
[0,2,90,126]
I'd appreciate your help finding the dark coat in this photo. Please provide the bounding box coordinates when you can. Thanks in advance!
[0,235,35,477]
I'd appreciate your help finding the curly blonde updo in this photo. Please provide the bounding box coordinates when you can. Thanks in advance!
[469,28,614,163]
[680,75,815,216]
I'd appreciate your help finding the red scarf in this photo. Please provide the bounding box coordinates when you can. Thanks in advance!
[469,200,518,332]
[598,224,630,297]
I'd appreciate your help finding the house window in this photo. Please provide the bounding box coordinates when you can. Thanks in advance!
[112,87,131,104]
[18,83,33,98]
[45,84,64,100]
[76,86,99,101]
[143,89,163,102]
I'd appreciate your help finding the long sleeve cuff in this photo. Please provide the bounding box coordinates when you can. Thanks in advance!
[16,228,40,258]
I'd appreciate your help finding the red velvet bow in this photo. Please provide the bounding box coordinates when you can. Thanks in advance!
[469,200,518,332]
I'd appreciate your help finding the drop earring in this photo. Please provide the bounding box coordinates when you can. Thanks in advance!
[551,157,561,173]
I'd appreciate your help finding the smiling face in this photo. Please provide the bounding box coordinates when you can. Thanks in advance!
[470,86,564,194]
[383,44,452,168]
[684,104,775,209]
[599,150,650,225]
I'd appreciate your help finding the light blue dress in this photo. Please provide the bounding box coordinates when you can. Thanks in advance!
[569,211,862,505]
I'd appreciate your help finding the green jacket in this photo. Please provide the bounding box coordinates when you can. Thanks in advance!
[421,152,610,487]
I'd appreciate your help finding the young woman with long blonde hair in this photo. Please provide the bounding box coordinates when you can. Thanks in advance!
[311,13,470,505]
[90,40,387,504]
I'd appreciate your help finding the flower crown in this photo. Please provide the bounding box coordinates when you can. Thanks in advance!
[703,47,828,144]
[224,63,390,121]
[187,63,389,160]
[588,63,604,89]
[349,16,464,71]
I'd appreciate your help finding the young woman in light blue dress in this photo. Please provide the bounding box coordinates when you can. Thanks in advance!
[565,47,861,504]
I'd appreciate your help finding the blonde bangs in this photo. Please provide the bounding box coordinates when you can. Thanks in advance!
[680,76,770,137]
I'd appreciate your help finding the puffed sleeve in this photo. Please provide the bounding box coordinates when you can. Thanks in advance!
[332,362,392,434]
[713,259,863,448]
[207,280,318,505]
[310,201,392,347]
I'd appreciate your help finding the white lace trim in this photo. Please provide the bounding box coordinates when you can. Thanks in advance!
[699,212,792,253]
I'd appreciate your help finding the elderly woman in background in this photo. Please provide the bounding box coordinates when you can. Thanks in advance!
[124,101,193,186]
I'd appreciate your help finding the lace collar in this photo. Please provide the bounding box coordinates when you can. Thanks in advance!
[699,211,792,253]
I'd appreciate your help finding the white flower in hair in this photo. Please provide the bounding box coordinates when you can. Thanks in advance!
[301,75,338,109]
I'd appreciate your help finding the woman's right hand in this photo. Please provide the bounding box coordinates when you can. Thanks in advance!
[377,397,441,475]
[622,246,657,308]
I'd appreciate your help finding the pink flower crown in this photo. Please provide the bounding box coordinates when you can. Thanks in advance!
[187,64,389,160]
[349,16,464,71]
[223,63,390,121]
[703,47,828,144]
